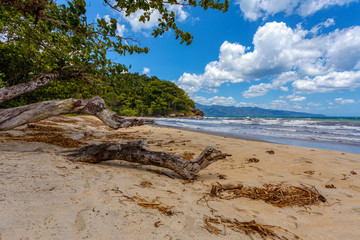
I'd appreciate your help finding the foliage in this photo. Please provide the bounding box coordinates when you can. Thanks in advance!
[104,73,196,116]
[0,0,228,113]
[1,72,196,116]
[0,0,228,86]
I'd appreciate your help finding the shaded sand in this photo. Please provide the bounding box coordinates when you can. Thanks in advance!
[0,116,359,239]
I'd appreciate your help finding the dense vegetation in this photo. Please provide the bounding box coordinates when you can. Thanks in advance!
[0,0,228,118]
[0,71,196,116]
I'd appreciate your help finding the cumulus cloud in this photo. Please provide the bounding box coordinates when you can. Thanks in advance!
[236,0,357,21]
[178,21,360,96]
[286,94,307,102]
[293,71,360,93]
[242,71,297,98]
[142,67,150,75]
[333,98,356,104]
[194,96,236,106]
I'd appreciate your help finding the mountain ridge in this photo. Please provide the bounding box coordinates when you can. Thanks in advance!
[196,104,326,117]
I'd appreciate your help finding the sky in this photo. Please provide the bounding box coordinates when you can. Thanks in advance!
[85,0,360,116]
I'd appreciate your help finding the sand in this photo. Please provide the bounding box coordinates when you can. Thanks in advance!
[0,116,359,240]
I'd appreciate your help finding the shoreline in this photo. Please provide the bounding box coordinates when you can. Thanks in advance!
[151,120,360,155]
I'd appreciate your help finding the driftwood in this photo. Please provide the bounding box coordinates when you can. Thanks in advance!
[0,96,152,131]
[62,139,228,179]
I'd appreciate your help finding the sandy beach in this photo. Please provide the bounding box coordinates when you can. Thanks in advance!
[0,116,359,240]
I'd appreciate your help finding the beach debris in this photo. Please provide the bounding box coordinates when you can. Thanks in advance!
[246,158,260,163]
[154,220,163,228]
[182,180,195,184]
[139,180,153,188]
[266,150,275,155]
[217,174,227,179]
[209,183,326,207]
[0,123,83,148]
[325,184,336,189]
[304,170,315,175]
[341,174,349,180]
[63,140,228,180]
[181,151,195,160]
[134,196,181,216]
[350,171,357,175]
[203,215,302,239]
[0,96,153,131]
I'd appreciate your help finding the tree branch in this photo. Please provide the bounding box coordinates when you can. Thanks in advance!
[62,139,228,179]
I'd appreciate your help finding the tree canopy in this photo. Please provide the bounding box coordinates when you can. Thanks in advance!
[1,0,228,97]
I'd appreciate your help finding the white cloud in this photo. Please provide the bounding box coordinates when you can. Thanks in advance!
[194,96,236,106]
[298,0,357,17]
[178,21,360,96]
[142,67,150,75]
[310,18,335,35]
[242,71,297,98]
[293,71,360,93]
[334,98,356,104]
[236,0,357,20]
[243,83,273,98]
[286,94,306,102]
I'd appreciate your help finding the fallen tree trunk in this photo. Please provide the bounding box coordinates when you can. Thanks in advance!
[0,96,152,131]
[62,139,228,179]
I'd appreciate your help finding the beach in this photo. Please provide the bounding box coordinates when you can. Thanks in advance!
[0,115,359,239]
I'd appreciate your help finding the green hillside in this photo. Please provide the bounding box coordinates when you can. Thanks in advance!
[0,73,197,117]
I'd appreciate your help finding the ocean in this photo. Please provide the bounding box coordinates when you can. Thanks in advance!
[153,117,360,154]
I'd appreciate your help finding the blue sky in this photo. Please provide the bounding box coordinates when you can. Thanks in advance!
[86,0,360,116]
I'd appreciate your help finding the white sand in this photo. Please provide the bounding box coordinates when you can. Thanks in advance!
[0,116,359,239]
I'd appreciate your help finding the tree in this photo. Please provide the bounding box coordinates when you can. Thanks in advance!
[0,0,229,178]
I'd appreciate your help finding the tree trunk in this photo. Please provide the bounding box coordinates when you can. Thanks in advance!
[62,139,228,179]
[0,96,152,131]
[0,72,61,105]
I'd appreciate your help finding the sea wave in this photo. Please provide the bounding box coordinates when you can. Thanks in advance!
[153,117,360,147]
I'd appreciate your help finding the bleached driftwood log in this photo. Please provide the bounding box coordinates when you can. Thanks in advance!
[62,139,228,179]
[0,96,152,131]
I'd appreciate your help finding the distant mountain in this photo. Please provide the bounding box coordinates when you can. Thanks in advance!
[196,104,326,118]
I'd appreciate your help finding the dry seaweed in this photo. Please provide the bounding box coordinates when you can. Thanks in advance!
[209,183,326,207]
[303,170,314,175]
[139,180,153,188]
[182,179,195,184]
[246,158,260,163]
[154,221,163,228]
[325,184,336,189]
[4,133,81,148]
[217,174,227,179]
[134,196,181,216]
[204,215,302,240]
[26,124,63,132]
[181,151,195,160]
